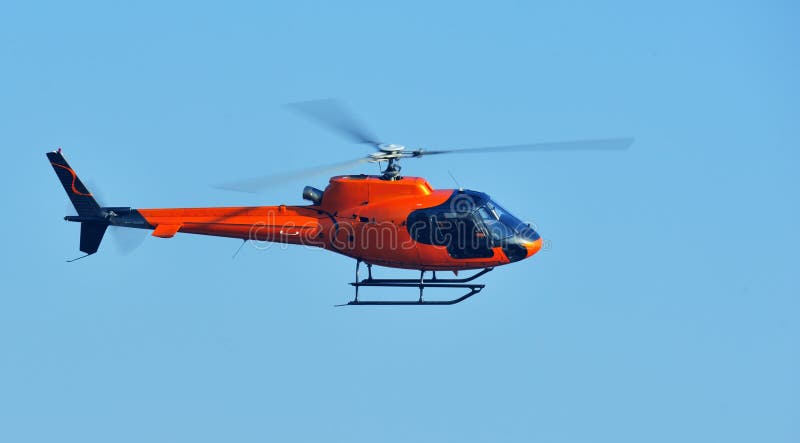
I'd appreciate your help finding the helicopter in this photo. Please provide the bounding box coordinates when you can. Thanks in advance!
[47,99,632,306]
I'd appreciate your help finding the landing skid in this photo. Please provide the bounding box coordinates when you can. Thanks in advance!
[338,261,493,306]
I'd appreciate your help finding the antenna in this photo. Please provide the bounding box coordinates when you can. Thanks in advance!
[447,170,463,191]
[232,239,247,259]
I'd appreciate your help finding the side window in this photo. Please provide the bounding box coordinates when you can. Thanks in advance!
[408,211,475,248]
[434,212,493,259]
[407,212,433,244]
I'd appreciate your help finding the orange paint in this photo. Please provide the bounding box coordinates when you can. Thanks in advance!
[134,175,542,271]
[50,162,93,196]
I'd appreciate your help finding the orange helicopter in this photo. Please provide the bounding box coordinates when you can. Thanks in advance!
[48,99,631,305]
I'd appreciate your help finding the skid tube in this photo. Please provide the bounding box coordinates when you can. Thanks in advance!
[338,261,494,306]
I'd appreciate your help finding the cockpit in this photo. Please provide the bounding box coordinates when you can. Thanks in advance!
[407,190,540,262]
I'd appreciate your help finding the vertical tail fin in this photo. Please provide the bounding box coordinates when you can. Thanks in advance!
[47,149,109,257]
[46,148,101,217]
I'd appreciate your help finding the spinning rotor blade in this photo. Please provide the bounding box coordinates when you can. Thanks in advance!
[108,225,148,255]
[83,181,148,255]
[284,99,382,147]
[417,137,634,156]
[214,157,371,193]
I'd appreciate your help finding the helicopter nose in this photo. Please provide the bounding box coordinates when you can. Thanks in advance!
[525,237,544,258]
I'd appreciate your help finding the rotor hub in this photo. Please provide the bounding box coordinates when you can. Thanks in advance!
[368,144,406,180]
[378,143,405,153]
[369,143,409,164]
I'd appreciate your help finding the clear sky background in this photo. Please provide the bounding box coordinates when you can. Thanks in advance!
[1,1,797,442]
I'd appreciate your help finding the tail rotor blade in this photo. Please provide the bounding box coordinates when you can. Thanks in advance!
[84,180,147,255]
[109,225,147,255]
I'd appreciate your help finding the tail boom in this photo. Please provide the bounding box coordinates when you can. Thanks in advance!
[47,149,328,257]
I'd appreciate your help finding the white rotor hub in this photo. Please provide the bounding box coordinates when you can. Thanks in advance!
[378,143,405,153]
[369,144,407,162]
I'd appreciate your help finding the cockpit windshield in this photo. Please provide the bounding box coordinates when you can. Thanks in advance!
[476,200,538,242]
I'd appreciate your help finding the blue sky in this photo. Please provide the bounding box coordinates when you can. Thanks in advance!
[1,1,798,442]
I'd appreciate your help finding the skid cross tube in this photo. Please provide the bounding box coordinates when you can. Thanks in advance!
[339,262,494,306]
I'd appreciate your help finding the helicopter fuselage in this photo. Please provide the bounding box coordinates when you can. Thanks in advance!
[124,175,542,271]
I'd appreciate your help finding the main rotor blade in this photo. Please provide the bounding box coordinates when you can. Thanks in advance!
[284,99,382,147]
[419,137,634,156]
[214,157,371,193]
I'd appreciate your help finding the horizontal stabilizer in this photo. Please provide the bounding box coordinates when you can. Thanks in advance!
[152,224,182,238]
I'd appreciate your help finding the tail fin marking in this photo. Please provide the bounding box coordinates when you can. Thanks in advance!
[46,149,101,217]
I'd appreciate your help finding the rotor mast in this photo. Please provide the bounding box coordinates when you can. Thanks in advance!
[371,143,407,180]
